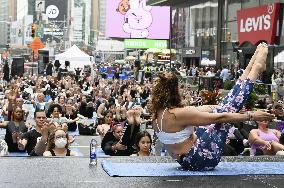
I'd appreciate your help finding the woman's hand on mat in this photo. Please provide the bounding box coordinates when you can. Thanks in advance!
[251,110,275,121]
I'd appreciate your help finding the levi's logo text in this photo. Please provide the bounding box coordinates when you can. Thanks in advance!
[239,15,271,32]
[237,3,279,45]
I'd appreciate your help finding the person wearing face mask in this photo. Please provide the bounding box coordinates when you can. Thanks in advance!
[43,128,78,157]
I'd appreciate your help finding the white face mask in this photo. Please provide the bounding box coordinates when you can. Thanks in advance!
[55,138,67,148]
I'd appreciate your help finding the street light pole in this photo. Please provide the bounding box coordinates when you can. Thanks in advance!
[169,6,172,69]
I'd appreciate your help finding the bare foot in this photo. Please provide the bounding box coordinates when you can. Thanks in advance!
[247,43,261,69]
[254,43,268,72]
[126,109,135,125]
[134,108,142,125]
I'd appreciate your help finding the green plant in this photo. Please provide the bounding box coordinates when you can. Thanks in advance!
[245,91,259,110]
[254,83,268,95]
[223,80,234,90]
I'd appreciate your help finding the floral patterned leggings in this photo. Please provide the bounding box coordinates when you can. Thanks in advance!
[179,78,254,171]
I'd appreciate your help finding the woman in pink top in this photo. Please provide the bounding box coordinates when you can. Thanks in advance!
[249,120,284,155]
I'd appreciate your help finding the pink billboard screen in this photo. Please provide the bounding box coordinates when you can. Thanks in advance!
[105,0,170,39]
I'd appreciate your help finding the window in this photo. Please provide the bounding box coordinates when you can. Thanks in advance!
[241,0,260,9]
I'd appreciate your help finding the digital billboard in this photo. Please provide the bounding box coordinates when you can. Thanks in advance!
[105,0,170,39]
[42,0,68,43]
[45,0,68,21]
[124,39,168,49]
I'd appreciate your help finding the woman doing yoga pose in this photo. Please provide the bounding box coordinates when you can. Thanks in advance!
[152,43,275,171]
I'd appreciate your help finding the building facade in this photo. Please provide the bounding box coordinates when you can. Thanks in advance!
[0,0,20,46]
[149,0,284,83]
[70,0,91,45]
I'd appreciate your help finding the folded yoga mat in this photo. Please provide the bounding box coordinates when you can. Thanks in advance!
[101,160,284,177]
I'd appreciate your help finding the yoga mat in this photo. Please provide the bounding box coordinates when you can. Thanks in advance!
[0,128,5,135]
[68,130,80,136]
[8,152,29,157]
[101,160,284,177]
[97,148,109,157]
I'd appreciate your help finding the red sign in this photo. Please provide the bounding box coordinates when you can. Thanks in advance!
[29,38,45,50]
[237,3,280,45]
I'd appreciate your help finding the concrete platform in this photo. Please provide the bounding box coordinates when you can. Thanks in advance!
[1,156,284,188]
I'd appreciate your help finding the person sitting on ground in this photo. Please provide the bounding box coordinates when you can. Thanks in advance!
[47,104,75,143]
[131,131,153,156]
[151,43,274,171]
[57,95,67,112]
[14,97,29,120]
[0,107,28,152]
[43,128,79,157]
[268,103,284,131]
[116,106,143,155]
[47,104,68,129]
[97,111,114,139]
[249,120,284,155]
[62,99,79,132]
[77,101,96,135]
[97,99,110,124]
[18,110,56,156]
[101,124,128,156]
[34,93,49,111]
[5,85,19,121]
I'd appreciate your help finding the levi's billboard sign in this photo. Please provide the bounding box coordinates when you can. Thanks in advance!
[237,3,279,45]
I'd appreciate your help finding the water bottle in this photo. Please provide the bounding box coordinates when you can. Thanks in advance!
[90,138,98,166]
[161,144,167,156]
[0,109,4,122]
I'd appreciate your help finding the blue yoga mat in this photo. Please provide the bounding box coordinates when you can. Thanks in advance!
[8,152,29,157]
[68,130,80,136]
[101,160,284,177]
[96,148,109,157]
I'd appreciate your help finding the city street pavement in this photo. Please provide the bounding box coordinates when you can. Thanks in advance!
[1,156,284,188]
[2,129,284,188]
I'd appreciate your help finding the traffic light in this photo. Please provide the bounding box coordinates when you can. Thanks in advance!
[31,24,36,38]
[226,31,231,42]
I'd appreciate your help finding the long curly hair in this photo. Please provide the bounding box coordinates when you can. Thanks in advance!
[151,72,183,119]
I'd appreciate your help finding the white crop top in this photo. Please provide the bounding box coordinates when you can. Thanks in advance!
[155,108,194,144]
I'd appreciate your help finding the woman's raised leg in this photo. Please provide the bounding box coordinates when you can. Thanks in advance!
[180,44,268,171]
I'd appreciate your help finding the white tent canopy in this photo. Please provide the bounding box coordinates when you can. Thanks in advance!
[274,50,284,69]
[274,50,284,63]
[55,45,94,70]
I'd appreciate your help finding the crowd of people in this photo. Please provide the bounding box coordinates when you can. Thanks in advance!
[0,45,284,169]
